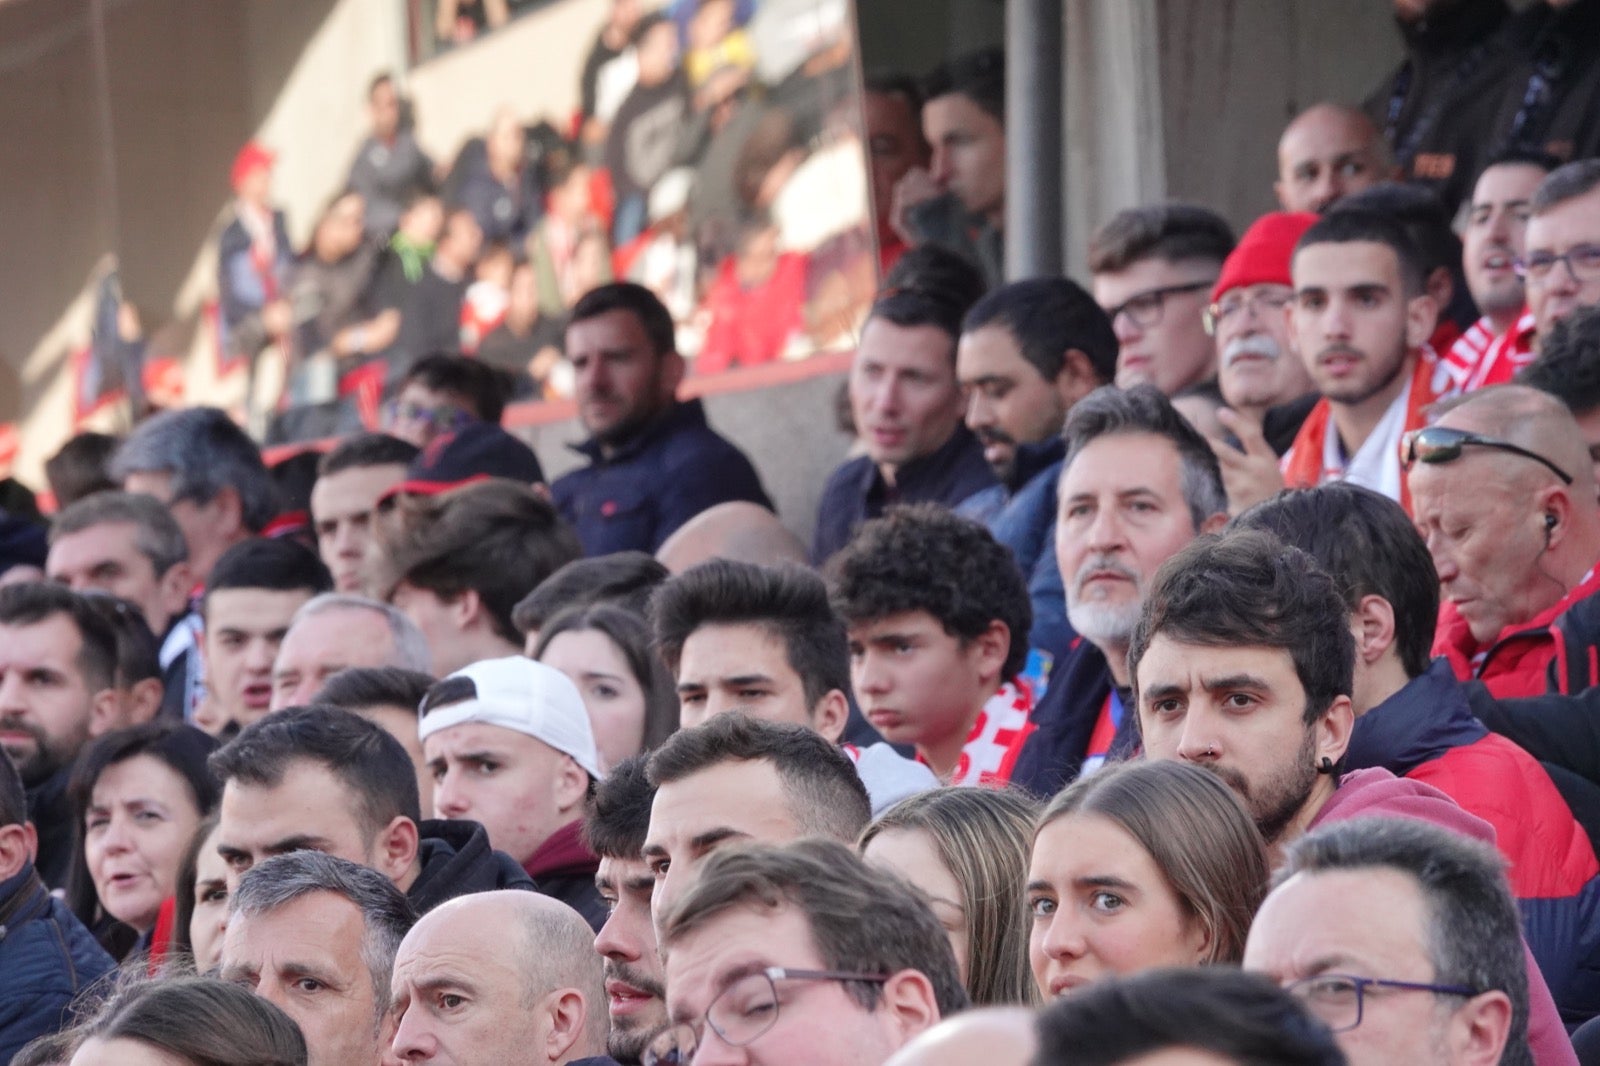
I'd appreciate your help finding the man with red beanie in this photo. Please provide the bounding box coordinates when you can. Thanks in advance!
[218,141,293,389]
[1207,212,1319,455]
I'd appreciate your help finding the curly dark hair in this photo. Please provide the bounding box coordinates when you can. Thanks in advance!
[1519,303,1600,415]
[1128,529,1354,726]
[826,503,1031,682]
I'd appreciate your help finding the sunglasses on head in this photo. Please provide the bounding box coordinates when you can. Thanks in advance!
[1401,425,1573,485]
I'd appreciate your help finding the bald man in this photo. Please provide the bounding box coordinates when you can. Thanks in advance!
[1274,103,1390,214]
[654,502,809,573]
[881,1008,1036,1066]
[1409,385,1600,698]
[388,891,613,1065]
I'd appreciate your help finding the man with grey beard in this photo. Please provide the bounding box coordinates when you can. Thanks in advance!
[1009,385,1227,797]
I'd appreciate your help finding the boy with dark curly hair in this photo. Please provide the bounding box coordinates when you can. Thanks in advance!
[826,503,1033,784]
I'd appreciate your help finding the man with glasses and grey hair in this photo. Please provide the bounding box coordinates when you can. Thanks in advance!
[1523,159,1600,351]
[648,839,967,1066]
[1245,817,1530,1066]
[220,850,416,1066]
[271,593,432,711]
[1406,385,1600,699]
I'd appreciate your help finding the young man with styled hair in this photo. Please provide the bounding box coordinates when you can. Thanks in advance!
[1087,203,1234,398]
[385,480,581,675]
[650,559,936,813]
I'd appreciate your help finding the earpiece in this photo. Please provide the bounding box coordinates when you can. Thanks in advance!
[1546,513,1559,533]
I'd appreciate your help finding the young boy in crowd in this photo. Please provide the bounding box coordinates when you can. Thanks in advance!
[827,503,1034,784]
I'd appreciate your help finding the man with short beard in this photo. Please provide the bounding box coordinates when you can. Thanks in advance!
[1273,211,1442,512]
[583,756,665,1064]
[955,277,1117,657]
[1131,529,1576,1064]
[0,584,121,888]
[553,283,770,556]
[1008,386,1227,798]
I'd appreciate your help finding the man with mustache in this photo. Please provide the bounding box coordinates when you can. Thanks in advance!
[1435,151,1557,398]
[553,282,770,557]
[1008,386,1228,798]
[1278,211,1441,511]
[1203,211,1321,507]
[584,756,666,1065]
[954,277,1116,658]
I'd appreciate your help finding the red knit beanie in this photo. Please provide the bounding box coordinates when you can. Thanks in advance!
[1211,211,1319,303]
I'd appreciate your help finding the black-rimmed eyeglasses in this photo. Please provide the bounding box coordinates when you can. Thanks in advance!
[1285,973,1482,1033]
[642,967,890,1066]
[1104,279,1215,330]
[1402,425,1573,485]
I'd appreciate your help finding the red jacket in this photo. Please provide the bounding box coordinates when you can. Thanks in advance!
[1435,565,1600,698]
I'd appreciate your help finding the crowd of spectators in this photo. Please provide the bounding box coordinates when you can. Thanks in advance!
[7,0,1600,1064]
[205,0,878,445]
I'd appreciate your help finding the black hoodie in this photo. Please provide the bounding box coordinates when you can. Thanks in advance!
[406,818,535,914]
[1363,0,1519,213]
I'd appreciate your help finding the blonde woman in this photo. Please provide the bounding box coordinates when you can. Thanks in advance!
[861,787,1039,1006]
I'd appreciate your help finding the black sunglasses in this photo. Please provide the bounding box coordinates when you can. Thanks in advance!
[1402,426,1573,485]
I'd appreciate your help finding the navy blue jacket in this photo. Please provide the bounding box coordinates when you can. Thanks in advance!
[957,440,1073,659]
[0,865,116,1062]
[553,399,771,557]
[811,422,996,564]
[1010,639,1139,798]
